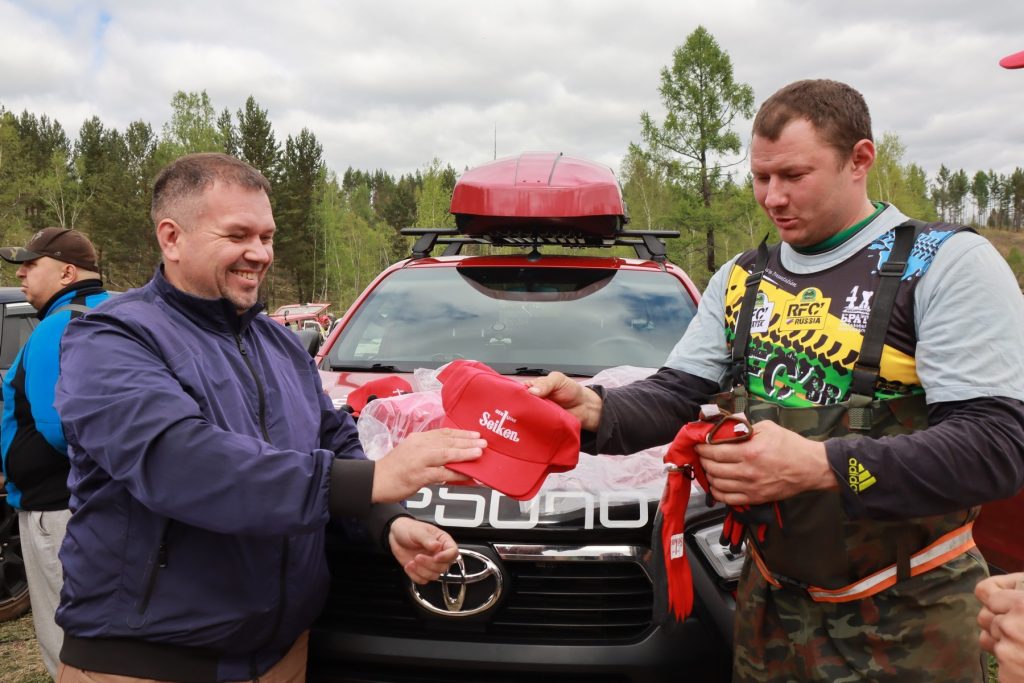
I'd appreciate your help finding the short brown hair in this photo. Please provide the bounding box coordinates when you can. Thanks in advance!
[150,153,271,228]
[752,79,872,161]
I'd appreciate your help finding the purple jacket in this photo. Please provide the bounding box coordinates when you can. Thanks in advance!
[54,268,391,682]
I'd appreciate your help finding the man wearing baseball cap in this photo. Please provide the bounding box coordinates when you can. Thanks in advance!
[0,227,109,677]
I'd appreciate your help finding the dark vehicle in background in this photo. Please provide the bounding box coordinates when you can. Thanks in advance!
[307,153,739,682]
[0,287,36,621]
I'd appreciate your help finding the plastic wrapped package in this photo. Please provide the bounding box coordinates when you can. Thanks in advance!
[356,365,686,510]
[357,390,444,461]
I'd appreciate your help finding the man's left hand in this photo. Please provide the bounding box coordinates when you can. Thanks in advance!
[388,517,459,585]
[695,419,837,505]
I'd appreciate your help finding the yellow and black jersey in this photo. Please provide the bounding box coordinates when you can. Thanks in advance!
[724,224,966,408]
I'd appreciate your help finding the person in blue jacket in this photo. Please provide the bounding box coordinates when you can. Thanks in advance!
[52,153,485,683]
[0,227,109,677]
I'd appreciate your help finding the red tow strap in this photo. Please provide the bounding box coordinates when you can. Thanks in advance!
[659,406,755,621]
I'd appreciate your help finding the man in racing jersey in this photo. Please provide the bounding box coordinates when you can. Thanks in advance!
[529,79,1024,682]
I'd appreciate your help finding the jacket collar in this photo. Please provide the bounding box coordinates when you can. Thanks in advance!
[151,265,265,334]
[39,279,106,319]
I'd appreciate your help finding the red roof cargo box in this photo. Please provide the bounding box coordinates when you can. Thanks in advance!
[450,152,627,237]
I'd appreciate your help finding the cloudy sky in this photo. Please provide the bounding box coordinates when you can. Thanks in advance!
[2,0,1022,184]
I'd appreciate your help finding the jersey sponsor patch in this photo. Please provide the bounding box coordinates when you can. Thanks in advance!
[848,457,877,493]
[840,285,874,332]
[750,292,774,333]
[781,287,831,331]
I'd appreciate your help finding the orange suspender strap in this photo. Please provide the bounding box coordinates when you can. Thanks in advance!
[748,521,976,603]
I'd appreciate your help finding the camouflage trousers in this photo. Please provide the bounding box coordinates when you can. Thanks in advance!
[731,550,989,682]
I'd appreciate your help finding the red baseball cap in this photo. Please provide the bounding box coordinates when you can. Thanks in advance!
[438,360,581,500]
[1001,50,1024,69]
[343,376,413,417]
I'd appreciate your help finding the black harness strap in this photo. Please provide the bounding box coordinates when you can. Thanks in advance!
[846,220,921,430]
[729,237,770,414]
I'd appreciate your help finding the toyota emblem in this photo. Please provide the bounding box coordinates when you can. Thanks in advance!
[409,548,503,617]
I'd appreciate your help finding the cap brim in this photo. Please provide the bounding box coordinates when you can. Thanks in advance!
[0,247,40,264]
[1000,50,1024,69]
[441,415,548,500]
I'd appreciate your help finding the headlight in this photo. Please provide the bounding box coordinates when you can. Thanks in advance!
[692,523,745,584]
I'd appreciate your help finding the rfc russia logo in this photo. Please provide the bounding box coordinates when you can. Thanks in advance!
[781,287,831,331]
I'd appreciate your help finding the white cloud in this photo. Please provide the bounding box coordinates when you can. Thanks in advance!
[1,0,1022,184]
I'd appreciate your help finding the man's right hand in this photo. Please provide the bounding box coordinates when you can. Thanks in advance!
[371,429,485,503]
[525,371,602,431]
[977,571,1024,681]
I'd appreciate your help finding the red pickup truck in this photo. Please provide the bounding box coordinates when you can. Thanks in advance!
[309,152,735,682]
[304,151,1024,682]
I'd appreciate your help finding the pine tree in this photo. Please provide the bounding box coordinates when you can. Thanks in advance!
[639,26,754,273]
[218,107,238,157]
[236,96,280,182]
[276,128,325,302]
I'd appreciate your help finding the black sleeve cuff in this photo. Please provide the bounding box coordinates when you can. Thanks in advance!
[328,458,375,518]
[328,459,411,549]
[368,504,411,550]
[825,438,866,518]
[579,384,606,454]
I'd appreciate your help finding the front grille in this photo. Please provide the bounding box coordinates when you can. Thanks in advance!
[318,541,655,644]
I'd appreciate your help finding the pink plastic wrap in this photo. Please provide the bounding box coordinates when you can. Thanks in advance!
[356,365,674,501]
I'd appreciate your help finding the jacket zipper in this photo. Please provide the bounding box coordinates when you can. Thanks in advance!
[235,334,270,442]
[235,332,290,678]
[131,523,170,626]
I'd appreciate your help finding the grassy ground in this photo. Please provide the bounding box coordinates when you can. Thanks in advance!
[0,612,48,683]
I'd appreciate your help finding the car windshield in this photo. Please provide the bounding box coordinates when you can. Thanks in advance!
[325,264,697,375]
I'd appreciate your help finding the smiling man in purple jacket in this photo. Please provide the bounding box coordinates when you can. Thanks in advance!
[52,153,484,683]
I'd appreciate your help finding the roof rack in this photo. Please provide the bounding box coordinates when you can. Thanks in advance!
[400,228,679,262]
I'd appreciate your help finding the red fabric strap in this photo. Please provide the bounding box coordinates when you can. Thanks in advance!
[659,409,751,621]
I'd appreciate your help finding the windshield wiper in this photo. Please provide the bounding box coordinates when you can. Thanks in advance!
[511,367,550,376]
[328,363,401,372]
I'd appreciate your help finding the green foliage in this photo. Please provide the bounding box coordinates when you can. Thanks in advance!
[4,59,1023,310]
[218,107,238,157]
[868,133,937,222]
[0,110,35,268]
[638,26,754,273]
[274,128,326,303]
[159,90,223,158]
[237,95,280,182]
[34,148,88,229]
[620,143,677,231]
[74,115,162,288]
[414,158,457,229]
[312,174,393,311]
[1007,248,1024,288]
[972,171,990,224]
